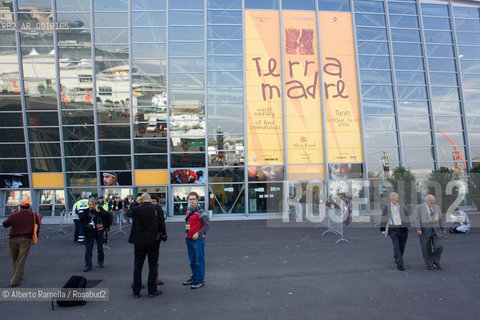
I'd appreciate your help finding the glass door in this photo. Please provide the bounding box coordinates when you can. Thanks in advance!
[172,185,205,216]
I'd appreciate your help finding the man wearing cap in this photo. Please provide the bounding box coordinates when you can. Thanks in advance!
[2,199,41,287]
[103,172,119,186]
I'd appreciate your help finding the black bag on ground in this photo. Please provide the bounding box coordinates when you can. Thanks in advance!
[52,275,87,309]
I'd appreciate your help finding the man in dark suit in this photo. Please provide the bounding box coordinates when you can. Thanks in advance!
[414,194,446,270]
[126,193,167,298]
[380,192,410,271]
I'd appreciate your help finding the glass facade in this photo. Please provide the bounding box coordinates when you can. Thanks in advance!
[1,0,479,217]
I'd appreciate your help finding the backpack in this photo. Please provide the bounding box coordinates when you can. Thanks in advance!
[52,275,87,309]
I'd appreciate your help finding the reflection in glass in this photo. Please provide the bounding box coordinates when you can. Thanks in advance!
[171,153,206,168]
[170,136,205,152]
[207,10,242,24]
[208,167,244,183]
[170,11,203,25]
[134,139,168,153]
[0,144,26,158]
[65,157,96,171]
[0,113,23,127]
[353,1,384,13]
[132,28,167,42]
[399,116,430,131]
[97,108,130,124]
[65,142,96,157]
[362,100,394,115]
[357,41,388,55]
[94,29,128,44]
[209,183,245,214]
[402,147,435,162]
[169,26,204,41]
[364,132,397,146]
[400,132,432,146]
[99,141,131,155]
[363,116,396,131]
[22,62,55,79]
[100,156,131,170]
[248,183,283,214]
[31,158,62,172]
[132,43,167,59]
[98,125,131,139]
[0,160,28,173]
[62,110,94,125]
[29,127,59,142]
[30,143,61,157]
[170,57,205,73]
[63,125,95,140]
[27,111,59,126]
[0,128,24,142]
[390,29,420,42]
[0,96,22,111]
[135,155,168,169]
[397,101,429,115]
[66,173,97,187]
[94,13,128,28]
[395,71,425,85]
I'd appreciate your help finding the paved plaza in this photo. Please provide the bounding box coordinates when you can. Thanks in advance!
[1,218,479,320]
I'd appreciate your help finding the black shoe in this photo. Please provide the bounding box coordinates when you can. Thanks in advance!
[97,263,104,269]
[183,279,194,286]
[190,283,204,290]
[397,265,405,271]
[132,293,141,298]
[83,266,92,272]
[148,290,162,297]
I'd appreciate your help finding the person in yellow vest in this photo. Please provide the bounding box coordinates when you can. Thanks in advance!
[72,195,89,244]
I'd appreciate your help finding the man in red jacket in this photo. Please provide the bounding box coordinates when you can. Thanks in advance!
[183,192,210,289]
[2,199,41,287]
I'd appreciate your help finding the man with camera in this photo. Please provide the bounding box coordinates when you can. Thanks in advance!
[127,193,167,298]
[80,197,109,272]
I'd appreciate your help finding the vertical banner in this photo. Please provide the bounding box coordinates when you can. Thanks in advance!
[319,12,363,163]
[245,10,284,166]
[282,11,323,180]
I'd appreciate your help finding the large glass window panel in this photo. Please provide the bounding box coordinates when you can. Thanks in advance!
[95,48,129,60]
[207,103,243,118]
[65,142,96,157]
[19,32,53,47]
[437,146,466,162]
[30,143,61,157]
[463,88,480,101]
[421,3,449,17]
[362,100,394,115]
[458,46,480,60]
[428,58,456,72]
[132,12,166,27]
[357,41,389,55]
[0,159,28,173]
[429,73,458,86]
[397,86,427,100]
[131,27,166,43]
[209,183,245,214]
[207,10,242,25]
[465,103,480,117]
[0,63,19,79]
[364,132,397,146]
[455,19,480,33]
[170,89,205,105]
[94,28,128,44]
[208,0,241,9]
[363,116,396,131]
[134,139,168,154]
[170,43,204,57]
[62,110,94,125]
[389,15,419,28]
[435,116,462,131]
[355,13,386,27]
[132,0,166,10]
[456,32,480,45]
[132,44,167,59]
[426,44,454,58]
[208,168,244,183]
[169,0,204,10]
[453,6,480,19]
[31,158,62,172]
[23,80,57,95]
[354,1,384,13]
[207,40,242,55]
[0,144,26,158]
[170,58,205,73]
[207,25,242,40]
[402,147,434,162]
[100,156,131,170]
[356,27,387,41]
[65,157,96,172]
[361,85,393,99]
[170,136,205,152]
[66,173,97,186]
[94,13,128,27]
[169,11,204,25]
[97,108,130,123]
[248,183,283,214]
[63,126,95,140]
[462,74,480,88]
[135,155,168,169]
[94,0,127,11]
[169,73,204,89]
[392,43,423,56]
[366,147,399,163]
[98,125,131,139]
[359,70,392,84]
[208,87,243,103]
[282,0,315,10]
[395,71,426,85]
[394,57,424,70]
[390,28,420,42]
[424,30,452,44]
[132,60,167,75]
[207,71,242,87]
[466,117,480,132]
[358,55,391,69]
[18,0,51,10]
[28,127,59,142]
[208,151,244,166]
[468,133,480,145]
[436,132,464,146]
[22,62,55,79]
[0,128,24,143]
[431,101,461,116]
[25,96,56,112]
[402,162,434,171]
[388,1,417,15]
[99,141,131,155]
[0,96,22,112]
[430,87,459,101]
[169,26,204,41]
[27,112,59,126]
[171,153,206,168]
[0,113,22,127]
[399,116,430,131]
[422,17,451,30]
[400,132,432,146]
[245,0,278,9]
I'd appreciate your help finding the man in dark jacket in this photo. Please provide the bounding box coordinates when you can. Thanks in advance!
[80,197,109,272]
[2,199,41,287]
[127,193,167,298]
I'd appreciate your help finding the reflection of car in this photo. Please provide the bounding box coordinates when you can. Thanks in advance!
[147,117,157,132]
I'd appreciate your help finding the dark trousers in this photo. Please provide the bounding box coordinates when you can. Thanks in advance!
[73,219,80,242]
[84,231,104,267]
[388,228,408,267]
[133,244,159,295]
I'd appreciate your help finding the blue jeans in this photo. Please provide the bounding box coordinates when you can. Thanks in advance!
[186,237,205,284]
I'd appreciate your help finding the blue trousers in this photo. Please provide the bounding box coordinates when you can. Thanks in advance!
[186,237,205,284]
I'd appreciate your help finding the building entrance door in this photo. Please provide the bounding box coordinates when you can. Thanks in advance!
[171,186,205,216]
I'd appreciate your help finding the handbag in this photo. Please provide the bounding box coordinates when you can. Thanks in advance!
[32,212,38,244]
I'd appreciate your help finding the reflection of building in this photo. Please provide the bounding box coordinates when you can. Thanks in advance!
[1,0,480,218]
